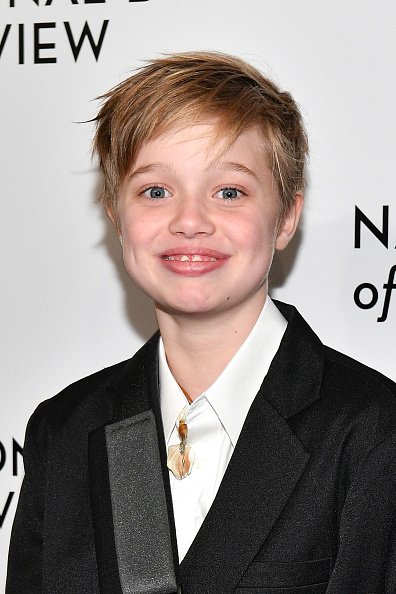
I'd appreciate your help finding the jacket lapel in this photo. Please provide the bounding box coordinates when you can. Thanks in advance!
[179,302,324,592]
[89,333,179,594]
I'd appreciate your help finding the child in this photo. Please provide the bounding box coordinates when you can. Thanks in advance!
[7,52,396,594]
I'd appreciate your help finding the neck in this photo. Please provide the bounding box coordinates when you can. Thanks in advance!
[156,289,267,400]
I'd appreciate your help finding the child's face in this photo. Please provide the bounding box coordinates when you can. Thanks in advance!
[115,122,302,318]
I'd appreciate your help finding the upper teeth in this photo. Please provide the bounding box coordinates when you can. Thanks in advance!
[165,255,216,262]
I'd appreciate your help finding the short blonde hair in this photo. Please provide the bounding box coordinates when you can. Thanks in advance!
[93,51,308,219]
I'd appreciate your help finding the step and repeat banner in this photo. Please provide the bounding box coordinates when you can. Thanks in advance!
[1,0,395,587]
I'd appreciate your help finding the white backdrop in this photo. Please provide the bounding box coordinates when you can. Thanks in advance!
[1,0,396,588]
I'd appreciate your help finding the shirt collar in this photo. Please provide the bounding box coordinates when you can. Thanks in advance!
[159,340,190,444]
[159,297,287,446]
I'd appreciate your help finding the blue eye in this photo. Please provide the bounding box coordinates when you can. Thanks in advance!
[142,186,171,200]
[216,187,243,200]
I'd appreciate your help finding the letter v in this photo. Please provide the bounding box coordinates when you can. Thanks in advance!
[0,25,11,59]
[0,492,15,528]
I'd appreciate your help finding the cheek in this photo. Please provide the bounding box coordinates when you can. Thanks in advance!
[120,211,154,248]
[238,214,277,252]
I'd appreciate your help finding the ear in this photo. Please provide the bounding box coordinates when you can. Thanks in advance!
[105,205,122,242]
[275,192,304,251]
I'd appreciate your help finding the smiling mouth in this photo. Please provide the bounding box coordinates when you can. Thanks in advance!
[160,250,227,275]
[163,255,217,262]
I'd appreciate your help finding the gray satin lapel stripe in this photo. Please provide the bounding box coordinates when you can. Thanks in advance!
[105,411,177,594]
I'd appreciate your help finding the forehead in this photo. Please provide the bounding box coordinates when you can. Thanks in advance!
[131,123,270,177]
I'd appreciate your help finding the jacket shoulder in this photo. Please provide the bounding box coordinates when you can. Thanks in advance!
[302,344,396,458]
[324,345,396,394]
[274,300,396,454]
[322,345,396,405]
[26,333,159,439]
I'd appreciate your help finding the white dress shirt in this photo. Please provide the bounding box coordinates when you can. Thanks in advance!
[159,297,287,561]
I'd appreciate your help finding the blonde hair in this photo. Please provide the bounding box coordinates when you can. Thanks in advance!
[93,51,308,218]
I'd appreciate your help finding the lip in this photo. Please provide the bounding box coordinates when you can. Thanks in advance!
[159,246,229,276]
[161,247,228,259]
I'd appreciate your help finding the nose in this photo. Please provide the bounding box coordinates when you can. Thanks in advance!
[168,195,215,238]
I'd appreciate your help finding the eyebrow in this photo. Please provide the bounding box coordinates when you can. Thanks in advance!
[128,160,260,182]
[208,161,260,181]
[128,162,175,180]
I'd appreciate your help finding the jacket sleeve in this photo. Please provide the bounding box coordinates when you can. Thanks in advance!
[328,429,396,593]
[6,403,49,594]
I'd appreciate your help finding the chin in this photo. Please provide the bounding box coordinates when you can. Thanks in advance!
[157,286,217,309]
[155,295,224,317]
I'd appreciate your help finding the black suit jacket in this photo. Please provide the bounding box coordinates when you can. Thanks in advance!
[6,301,396,593]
